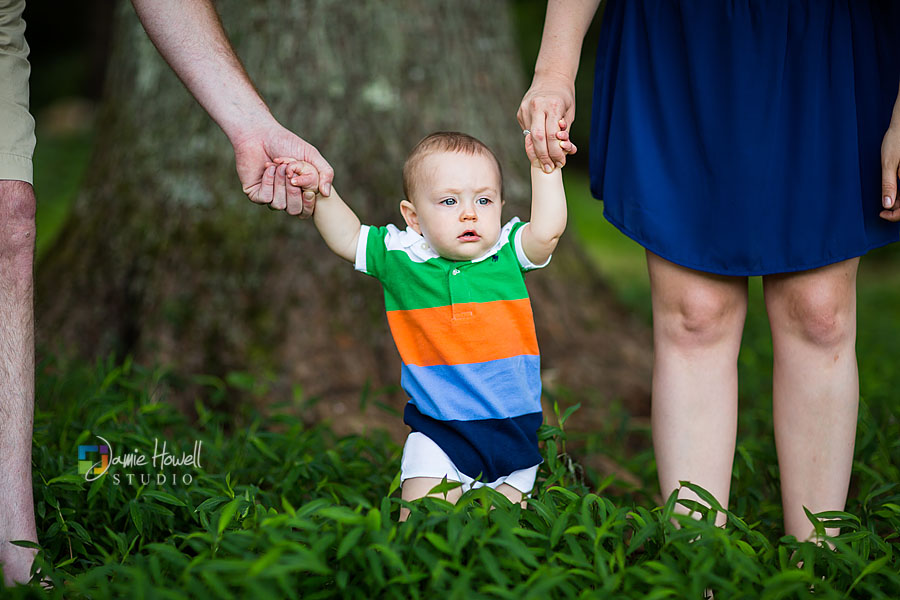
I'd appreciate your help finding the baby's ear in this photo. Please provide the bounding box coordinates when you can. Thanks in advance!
[399,199,421,234]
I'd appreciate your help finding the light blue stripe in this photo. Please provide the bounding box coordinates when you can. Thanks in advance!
[401,355,542,421]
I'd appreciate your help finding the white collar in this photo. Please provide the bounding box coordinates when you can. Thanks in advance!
[396,217,520,263]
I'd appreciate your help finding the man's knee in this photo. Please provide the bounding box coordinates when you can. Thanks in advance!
[0,181,36,273]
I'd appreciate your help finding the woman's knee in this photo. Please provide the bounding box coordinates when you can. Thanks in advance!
[655,286,745,348]
[766,260,858,349]
[777,287,855,348]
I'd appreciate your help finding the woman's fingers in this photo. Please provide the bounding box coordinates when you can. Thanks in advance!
[519,84,575,169]
[529,112,554,172]
[880,128,900,221]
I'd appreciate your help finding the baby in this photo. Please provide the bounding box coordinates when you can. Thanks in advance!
[277,125,574,519]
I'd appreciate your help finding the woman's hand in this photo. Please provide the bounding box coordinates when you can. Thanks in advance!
[880,86,900,222]
[517,72,577,172]
[880,122,900,222]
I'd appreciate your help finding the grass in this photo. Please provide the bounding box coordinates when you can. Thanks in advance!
[19,145,900,597]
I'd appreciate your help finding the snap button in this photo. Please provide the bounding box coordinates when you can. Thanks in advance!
[452,268,460,275]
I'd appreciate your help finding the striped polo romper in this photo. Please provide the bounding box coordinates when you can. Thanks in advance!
[355,218,547,492]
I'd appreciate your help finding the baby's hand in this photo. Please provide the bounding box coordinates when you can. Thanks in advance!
[268,157,319,216]
[526,119,577,171]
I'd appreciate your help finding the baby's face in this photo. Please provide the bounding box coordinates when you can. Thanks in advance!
[402,150,503,261]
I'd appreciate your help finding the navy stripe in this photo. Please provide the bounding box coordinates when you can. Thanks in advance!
[403,403,543,482]
[402,355,542,421]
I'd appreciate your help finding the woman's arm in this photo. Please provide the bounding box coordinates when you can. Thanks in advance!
[517,0,602,172]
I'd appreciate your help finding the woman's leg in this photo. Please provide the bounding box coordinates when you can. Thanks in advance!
[762,258,859,541]
[647,252,749,521]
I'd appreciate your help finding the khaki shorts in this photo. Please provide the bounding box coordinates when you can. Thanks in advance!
[0,0,34,184]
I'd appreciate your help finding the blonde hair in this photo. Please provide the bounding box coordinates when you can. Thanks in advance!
[402,132,503,201]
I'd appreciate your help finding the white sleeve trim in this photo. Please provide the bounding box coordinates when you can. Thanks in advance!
[354,225,371,273]
[514,223,551,270]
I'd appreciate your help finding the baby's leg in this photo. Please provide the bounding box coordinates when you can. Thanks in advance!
[495,483,527,508]
[399,477,463,521]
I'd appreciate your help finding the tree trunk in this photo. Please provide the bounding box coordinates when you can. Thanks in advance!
[36,0,650,444]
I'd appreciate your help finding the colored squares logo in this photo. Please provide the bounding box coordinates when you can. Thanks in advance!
[78,445,109,476]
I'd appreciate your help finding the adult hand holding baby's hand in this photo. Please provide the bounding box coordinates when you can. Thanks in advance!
[268,158,320,217]
[525,119,577,172]
[518,72,576,172]
[232,120,332,219]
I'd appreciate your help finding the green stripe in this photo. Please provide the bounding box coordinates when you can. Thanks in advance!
[367,224,530,311]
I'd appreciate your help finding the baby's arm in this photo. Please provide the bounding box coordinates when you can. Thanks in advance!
[520,120,576,265]
[282,160,360,262]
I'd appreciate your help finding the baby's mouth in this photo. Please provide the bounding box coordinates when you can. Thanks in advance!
[458,230,480,241]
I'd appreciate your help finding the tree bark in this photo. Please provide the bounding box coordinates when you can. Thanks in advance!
[36,0,650,441]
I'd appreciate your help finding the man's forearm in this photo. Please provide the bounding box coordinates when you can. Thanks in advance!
[131,0,272,144]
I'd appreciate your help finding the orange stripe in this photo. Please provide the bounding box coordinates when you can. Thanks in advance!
[386,299,539,367]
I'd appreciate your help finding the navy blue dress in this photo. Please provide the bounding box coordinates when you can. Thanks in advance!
[590,0,900,275]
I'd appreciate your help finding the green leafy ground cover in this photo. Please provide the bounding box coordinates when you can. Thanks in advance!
[5,349,899,599]
[15,146,900,598]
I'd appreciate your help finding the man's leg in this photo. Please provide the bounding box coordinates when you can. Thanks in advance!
[0,180,37,585]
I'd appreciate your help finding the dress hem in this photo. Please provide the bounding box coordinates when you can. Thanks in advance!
[602,206,898,277]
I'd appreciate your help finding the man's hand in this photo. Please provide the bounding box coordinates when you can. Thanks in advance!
[232,121,333,219]
[266,157,320,217]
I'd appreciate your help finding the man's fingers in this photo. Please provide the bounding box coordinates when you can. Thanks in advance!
[271,164,288,211]
[254,165,276,205]
[304,149,334,197]
[300,190,317,219]
[313,160,334,197]
[285,172,305,216]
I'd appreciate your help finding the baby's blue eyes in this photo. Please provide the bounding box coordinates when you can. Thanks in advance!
[440,197,492,206]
